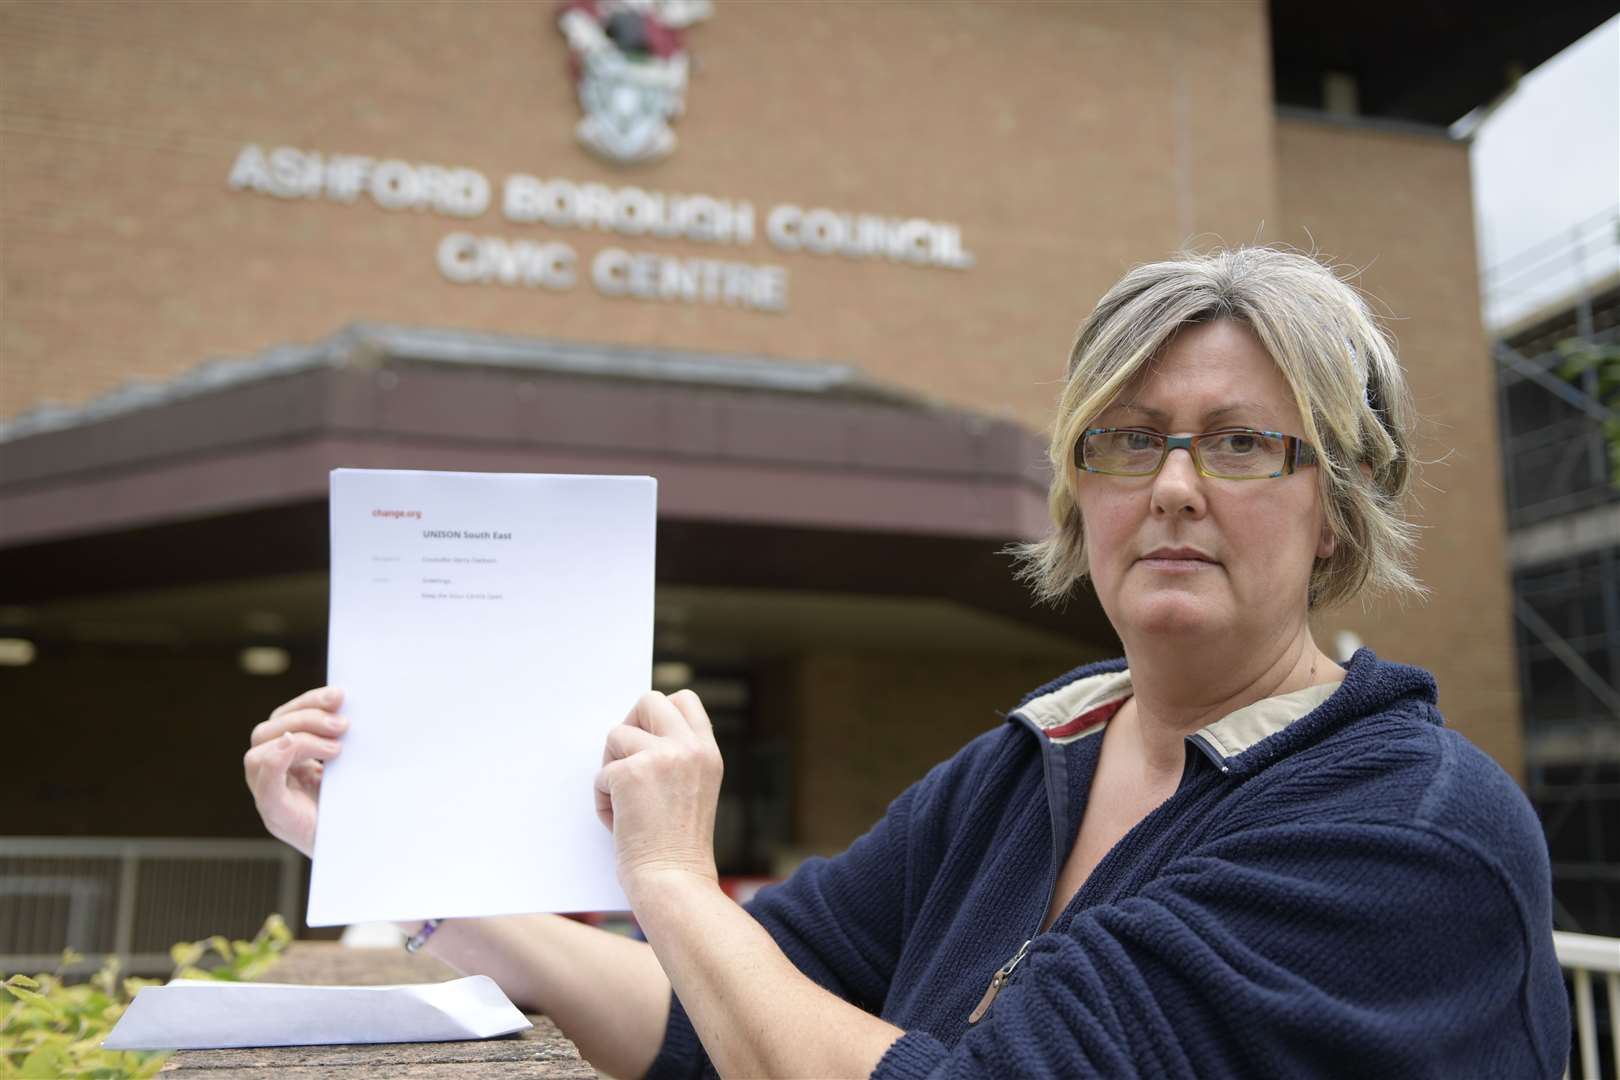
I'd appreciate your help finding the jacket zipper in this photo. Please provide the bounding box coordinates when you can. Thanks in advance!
[967,938,1030,1023]
[967,711,1068,1025]
[966,715,1229,1024]
[1187,732,1231,773]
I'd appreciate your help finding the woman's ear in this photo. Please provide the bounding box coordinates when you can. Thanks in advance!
[1317,523,1337,560]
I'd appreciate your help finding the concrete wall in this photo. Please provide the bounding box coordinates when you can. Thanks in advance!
[1276,116,1523,778]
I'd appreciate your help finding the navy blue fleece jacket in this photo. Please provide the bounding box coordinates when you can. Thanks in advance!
[646,649,1569,1078]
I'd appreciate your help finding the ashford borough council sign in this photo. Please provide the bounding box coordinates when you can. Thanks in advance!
[226,145,976,315]
[222,3,973,314]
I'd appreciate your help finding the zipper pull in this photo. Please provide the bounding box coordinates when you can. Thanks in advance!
[967,939,1031,1024]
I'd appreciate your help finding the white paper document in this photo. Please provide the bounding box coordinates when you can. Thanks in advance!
[102,976,531,1050]
[308,469,656,926]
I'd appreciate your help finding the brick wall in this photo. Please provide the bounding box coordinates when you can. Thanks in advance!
[0,1,1274,429]
[1277,116,1523,778]
[2,646,322,837]
[789,649,1103,853]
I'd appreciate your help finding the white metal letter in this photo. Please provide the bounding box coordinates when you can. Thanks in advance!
[437,233,482,283]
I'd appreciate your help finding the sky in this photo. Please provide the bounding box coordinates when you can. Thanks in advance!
[1468,14,1620,329]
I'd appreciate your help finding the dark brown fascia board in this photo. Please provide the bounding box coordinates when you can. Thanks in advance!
[0,361,1055,549]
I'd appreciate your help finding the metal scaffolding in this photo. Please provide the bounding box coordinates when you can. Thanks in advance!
[1488,207,1620,937]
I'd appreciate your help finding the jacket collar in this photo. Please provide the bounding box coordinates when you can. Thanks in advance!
[1009,649,1439,774]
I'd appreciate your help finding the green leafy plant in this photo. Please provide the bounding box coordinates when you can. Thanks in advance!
[1557,338,1620,489]
[2,913,292,1079]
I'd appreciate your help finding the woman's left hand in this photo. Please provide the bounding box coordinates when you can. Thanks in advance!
[595,690,723,903]
[596,691,906,1080]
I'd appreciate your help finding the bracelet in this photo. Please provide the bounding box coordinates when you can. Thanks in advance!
[405,919,443,953]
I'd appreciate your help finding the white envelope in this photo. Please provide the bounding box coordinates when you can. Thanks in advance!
[101,976,531,1050]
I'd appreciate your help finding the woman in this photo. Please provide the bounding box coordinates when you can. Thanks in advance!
[246,247,1570,1078]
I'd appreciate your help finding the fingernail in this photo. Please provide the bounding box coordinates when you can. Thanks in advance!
[332,717,349,731]
[321,688,338,705]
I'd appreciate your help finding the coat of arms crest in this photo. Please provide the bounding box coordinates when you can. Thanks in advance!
[557,0,713,164]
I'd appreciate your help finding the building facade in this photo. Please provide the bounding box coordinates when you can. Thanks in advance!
[1489,220,1620,936]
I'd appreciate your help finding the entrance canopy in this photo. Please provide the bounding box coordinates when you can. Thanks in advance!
[0,325,1108,642]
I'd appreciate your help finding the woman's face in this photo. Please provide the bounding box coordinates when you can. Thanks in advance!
[1075,319,1331,650]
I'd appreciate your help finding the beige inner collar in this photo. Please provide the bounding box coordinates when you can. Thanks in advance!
[1023,669,1342,756]
[1019,670,1133,737]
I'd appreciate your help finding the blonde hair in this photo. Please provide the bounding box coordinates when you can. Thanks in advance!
[1013,246,1424,611]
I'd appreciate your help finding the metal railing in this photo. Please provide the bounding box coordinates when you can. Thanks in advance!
[0,837,304,976]
[1482,206,1620,333]
[1558,930,1620,1079]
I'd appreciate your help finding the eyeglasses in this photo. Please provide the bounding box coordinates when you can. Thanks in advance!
[1075,427,1318,480]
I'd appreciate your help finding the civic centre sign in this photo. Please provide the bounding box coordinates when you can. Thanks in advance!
[226,144,975,314]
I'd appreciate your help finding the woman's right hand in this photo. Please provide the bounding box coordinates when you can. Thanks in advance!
[244,687,347,858]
